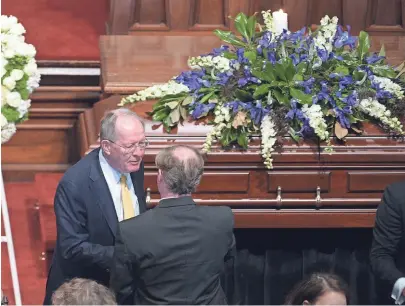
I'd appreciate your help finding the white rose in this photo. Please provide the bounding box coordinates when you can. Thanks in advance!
[3,77,16,90]
[3,48,15,59]
[9,23,25,36]
[6,91,22,107]
[17,43,36,57]
[2,86,10,106]
[24,60,37,76]
[10,69,24,81]
[0,113,8,127]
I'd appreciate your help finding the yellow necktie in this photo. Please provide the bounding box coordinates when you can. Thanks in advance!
[120,175,135,220]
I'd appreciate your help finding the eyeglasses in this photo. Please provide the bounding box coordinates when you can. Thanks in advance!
[108,139,149,153]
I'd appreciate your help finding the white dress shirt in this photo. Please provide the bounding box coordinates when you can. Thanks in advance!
[392,277,405,305]
[99,150,140,221]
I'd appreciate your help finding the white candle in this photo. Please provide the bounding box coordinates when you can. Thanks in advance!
[272,9,288,35]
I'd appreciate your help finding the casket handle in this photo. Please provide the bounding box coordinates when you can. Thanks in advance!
[146,187,151,207]
[315,186,322,208]
[276,186,282,207]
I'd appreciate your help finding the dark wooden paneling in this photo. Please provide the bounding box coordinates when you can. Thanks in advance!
[348,171,405,192]
[108,0,405,35]
[2,85,100,182]
[234,209,376,228]
[267,171,331,193]
[145,172,250,194]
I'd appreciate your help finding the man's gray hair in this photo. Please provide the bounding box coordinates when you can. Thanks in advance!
[51,278,117,305]
[100,108,144,142]
[155,145,204,195]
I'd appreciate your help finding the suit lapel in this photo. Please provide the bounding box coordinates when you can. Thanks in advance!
[130,163,147,213]
[89,151,118,236]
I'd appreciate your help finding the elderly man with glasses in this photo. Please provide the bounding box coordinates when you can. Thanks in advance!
[43,108,148,304]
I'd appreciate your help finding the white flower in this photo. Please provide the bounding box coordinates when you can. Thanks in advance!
[0,16,18,32]
[260,115,277,169]
[359,98,403,134]
[1,122,17,144]
[1,86,10,106]
[23,59,37,76]
[6,91,22,107]
[9,23,25,36]
[3,76,16,90]
[1,113,8,127]
[302,104,329,140]
[3,48,15,59]
[120,80,189,105]
[371,76,404,99]
[10,69,24,81]
[188,55,232,73]
[17,99,31,118]
[262,10,276,34]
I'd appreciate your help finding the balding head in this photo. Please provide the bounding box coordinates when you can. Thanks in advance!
[100,108,144,142]
[155,145,204,196]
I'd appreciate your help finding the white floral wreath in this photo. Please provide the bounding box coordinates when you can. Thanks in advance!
[1,15,40,144]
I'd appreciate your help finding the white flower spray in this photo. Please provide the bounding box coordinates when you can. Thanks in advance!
[359,98,403,134]
[260,115,277,169]
[1,15,40,144]
[120,80,189,105]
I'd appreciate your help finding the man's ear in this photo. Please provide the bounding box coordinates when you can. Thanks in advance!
[101,140,111,156]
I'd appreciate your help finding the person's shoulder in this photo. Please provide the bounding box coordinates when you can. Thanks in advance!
[384,180,405,204]
[60,149,99,184]
[199,205,234,227]
[119,209,156,234]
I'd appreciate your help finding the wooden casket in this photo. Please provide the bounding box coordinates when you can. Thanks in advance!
[78,93,405,229]
[76,35,405,229]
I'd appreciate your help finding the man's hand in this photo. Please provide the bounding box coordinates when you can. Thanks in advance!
[402,287,405,296]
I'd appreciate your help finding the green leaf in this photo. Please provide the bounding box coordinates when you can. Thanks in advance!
[235,89,253,102]
[283,58,295,82]
[222,51,237,60]
[214,30,246,47]
[334,65,349,75]
[234,13,249,41]
[290,88,312,104]
[179,106,188,120]
[357,31,371,61]
[293,74,304,81]
[273,89,289,105]
[296,62,307,75]
[237,133,248,148]
[244,50,257,63]
[182,96,193,106]
[256,63,276,82]
[200,91,215,103]
[274,62,287,81]
[246,15,257,41]
[289,127,300,143]
[379,44,385,57]
[1,106,20,123]
[370,65,397,78]
[353,70,367,85]
[170,107,180,123]
[152,109,169,121]
[166,101,179,109]
[152,102,166,111]
[253,84,271,99]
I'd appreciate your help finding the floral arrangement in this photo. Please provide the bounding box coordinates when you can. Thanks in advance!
[120,12,405,169]
[1,15,40,144]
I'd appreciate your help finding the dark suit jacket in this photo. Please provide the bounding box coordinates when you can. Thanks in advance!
[370,180,405,304]
[43,148,146,304]
[110,196,236,305]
